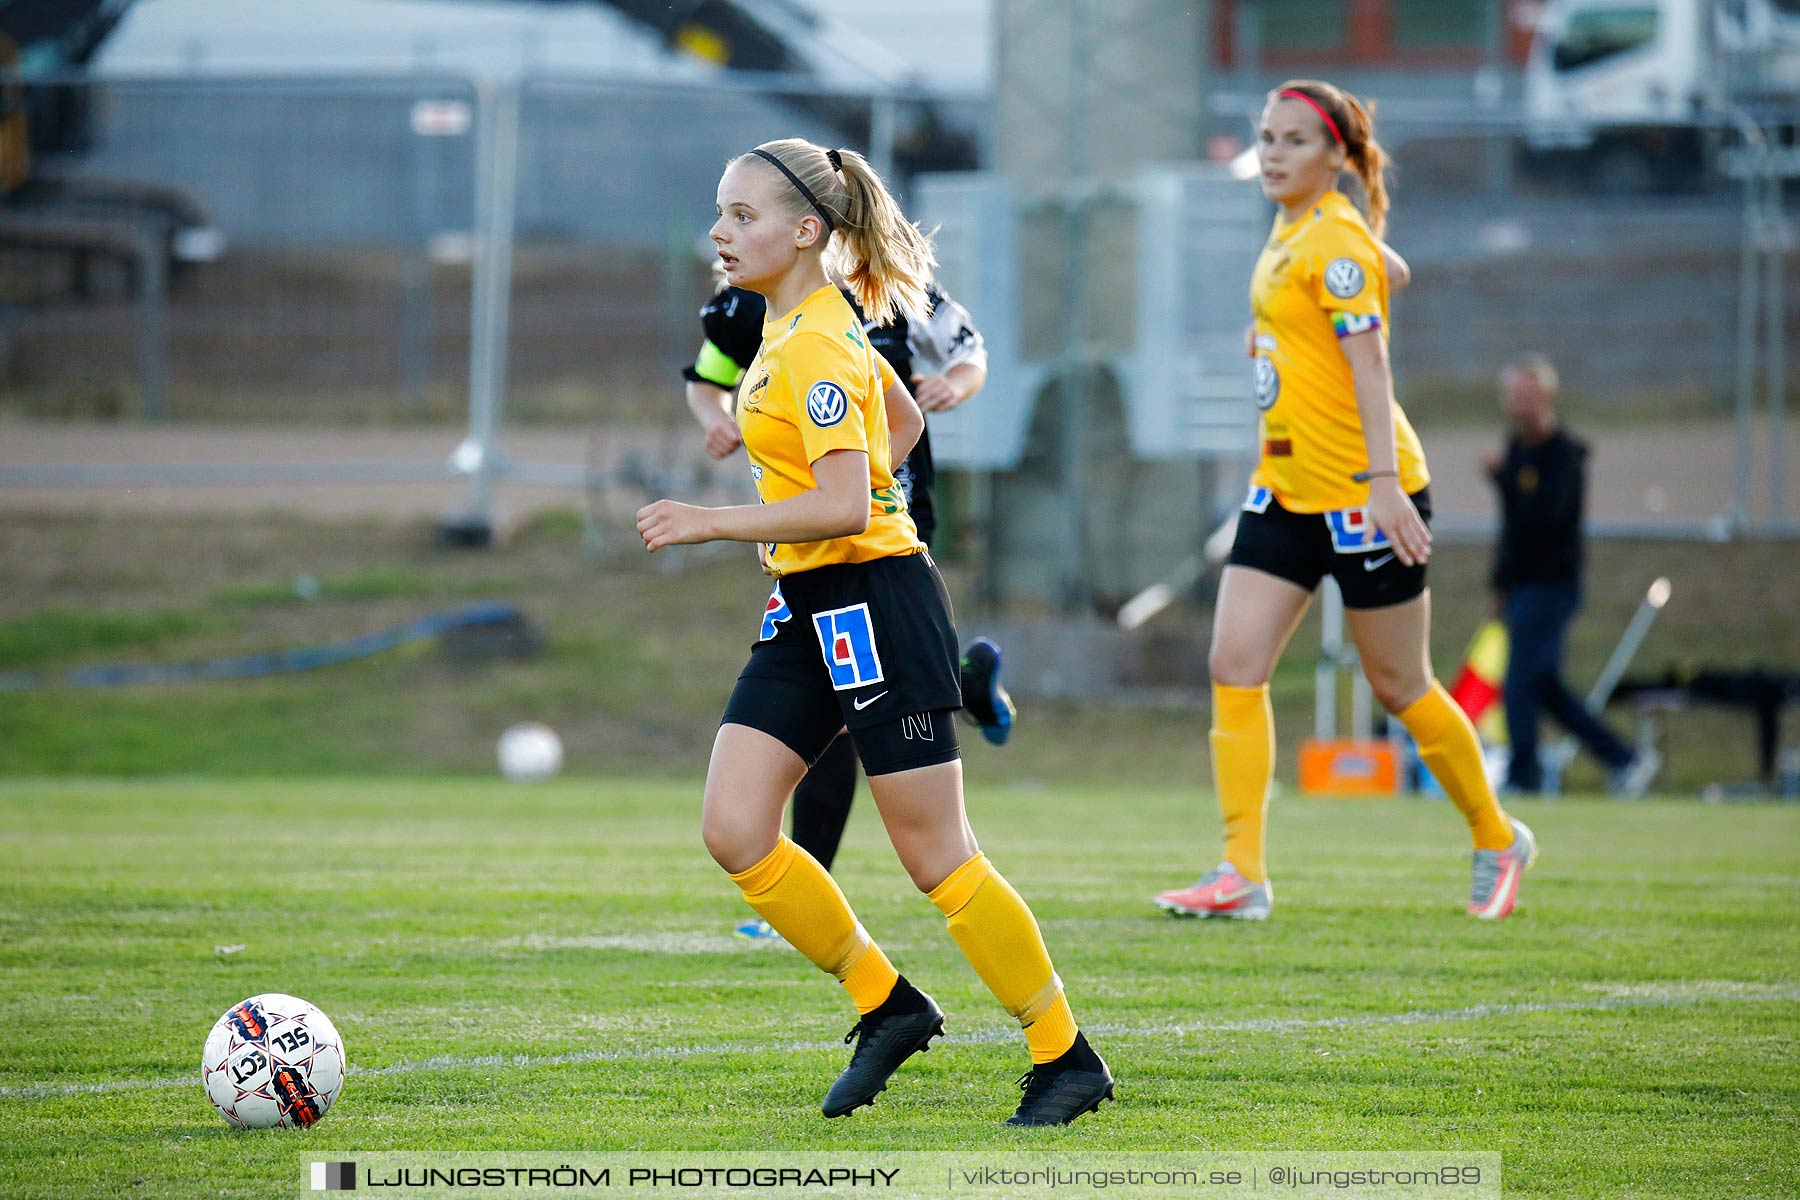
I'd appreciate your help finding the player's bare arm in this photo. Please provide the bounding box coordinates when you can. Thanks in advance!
[637,448,870,551]
[884,379,924,466]
[1339,328,1430,566]
[911,359,986,413]
[684,379,744,459]
[1377,240,1411,291]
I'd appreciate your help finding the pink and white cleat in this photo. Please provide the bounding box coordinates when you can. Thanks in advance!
[1468,817,1538,920]
[1154,862,1273,920]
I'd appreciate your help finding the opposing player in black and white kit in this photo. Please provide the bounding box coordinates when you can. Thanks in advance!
[683,277,1016,941]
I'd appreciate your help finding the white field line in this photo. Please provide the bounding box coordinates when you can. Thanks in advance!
[4,982,1795,1103]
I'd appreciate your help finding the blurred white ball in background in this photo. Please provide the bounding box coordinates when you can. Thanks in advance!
[497,722,563,781]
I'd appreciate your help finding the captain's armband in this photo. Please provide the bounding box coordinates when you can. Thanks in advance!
[1331,312,1382,340]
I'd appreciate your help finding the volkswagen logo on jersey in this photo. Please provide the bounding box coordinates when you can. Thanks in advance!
[758,584,791,642]
[1324,257,1365,299]
[813,603,885,691]
[806,381,849,428]
[1254,356,1280,411]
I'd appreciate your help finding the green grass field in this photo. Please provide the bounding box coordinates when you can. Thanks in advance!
[2,778,1795,1199]
[4,510,1796,793]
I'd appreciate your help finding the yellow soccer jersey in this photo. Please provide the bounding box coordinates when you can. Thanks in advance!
[738,284,921,576]
[1248,190,1429,513]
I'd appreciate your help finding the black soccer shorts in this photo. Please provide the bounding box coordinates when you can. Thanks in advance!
[1226,484,1432,609]
[721,552,962,776]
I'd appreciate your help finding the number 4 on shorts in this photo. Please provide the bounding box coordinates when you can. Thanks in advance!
[814,604,886,691]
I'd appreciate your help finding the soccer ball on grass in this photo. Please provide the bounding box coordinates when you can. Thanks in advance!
[202,993,345,1129]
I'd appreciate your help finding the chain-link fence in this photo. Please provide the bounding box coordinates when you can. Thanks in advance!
[2,76,483,423]
[1,71,1791,555]
[0,72,978,427]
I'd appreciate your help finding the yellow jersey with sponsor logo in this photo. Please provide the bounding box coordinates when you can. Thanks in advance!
[1248,190,1429,513]
[738,283,920,576]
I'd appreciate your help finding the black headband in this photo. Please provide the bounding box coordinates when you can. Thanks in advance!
[750,148,835,233]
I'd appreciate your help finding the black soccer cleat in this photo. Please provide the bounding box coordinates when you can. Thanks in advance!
[821,978,945,1118]
[1005,1031,1115,1127]
[958,637,1016,747]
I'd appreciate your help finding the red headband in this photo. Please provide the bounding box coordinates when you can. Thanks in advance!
[1278,89,1344,146]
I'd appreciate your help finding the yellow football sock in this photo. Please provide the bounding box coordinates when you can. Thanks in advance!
[1398,681,1513,851]
[729,835,898,1014]
[1212,683,1275,882]
[928,853,1078,1064]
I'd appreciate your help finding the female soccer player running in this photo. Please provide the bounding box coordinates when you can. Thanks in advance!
[638,139,1112,1124]
[682,275,1015,942]
[1154,81,1538,923]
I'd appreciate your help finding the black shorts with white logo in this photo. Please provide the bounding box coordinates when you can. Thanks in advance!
[722,552,963,776]
[1226,485,1432,610]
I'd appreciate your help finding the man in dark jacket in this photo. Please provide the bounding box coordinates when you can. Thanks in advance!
[1485,355,1656,795]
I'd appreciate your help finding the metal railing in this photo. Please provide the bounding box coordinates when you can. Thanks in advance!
[1,72,1791,550]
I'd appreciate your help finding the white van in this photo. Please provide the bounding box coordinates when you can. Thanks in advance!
[1521,0,1800,190]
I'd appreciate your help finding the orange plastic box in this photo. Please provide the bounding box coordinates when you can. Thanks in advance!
[1298,738,1398,796]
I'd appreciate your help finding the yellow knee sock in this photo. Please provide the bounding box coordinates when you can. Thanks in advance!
[928,853,1078,1064]
[729,835,898,1014]
[1398,682,1512,851]
[1212,683,1275,882]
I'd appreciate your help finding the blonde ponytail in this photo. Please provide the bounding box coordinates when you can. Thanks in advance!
[736,138,936,326]
[1270,79,1393,238]
[829,148,935,326]
[1338,92,1391,239]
